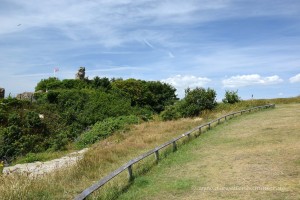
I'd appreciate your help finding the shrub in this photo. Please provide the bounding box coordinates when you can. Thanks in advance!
[25,111,42,128]
[76,115,139,148]
[181,87,217,117]
[160,104,181,121]
[222,90,241,104]
[51,132,69,151]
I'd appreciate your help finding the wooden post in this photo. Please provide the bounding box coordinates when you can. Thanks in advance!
[172,141,177,152]
[155,150,159,163]
[218,119,220,124]
[128,165,134,181]
[187,133,191,139]
[198,127,202,136]
[208,123,211,130]
[225,116,227,120]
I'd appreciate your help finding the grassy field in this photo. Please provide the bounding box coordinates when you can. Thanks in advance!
[0,100,299,199]
[116,104,300,200]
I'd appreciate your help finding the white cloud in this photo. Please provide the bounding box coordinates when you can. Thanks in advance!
[162,75,211,98]
[222,74,283,88]
[289,73,300,83]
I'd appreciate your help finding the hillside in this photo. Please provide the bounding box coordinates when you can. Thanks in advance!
[0,100,298,199]
[117,104,300,200]
[0,77,178,163]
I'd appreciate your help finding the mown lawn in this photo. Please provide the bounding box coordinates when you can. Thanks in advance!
[116,104,300,200]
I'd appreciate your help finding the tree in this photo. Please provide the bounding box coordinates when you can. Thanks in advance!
[222,90,241,104]
[35,77,61,92]
[92,76,112,90]
[111,79,177,113]
[181,87,217,117]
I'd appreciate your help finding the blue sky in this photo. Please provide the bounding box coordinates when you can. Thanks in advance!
[0,0,299,100]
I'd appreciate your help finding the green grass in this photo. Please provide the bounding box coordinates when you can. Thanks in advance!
[12,150,73,165]
[116,104,300,200]
[1,100,298,199]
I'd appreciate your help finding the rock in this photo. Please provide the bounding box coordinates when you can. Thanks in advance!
[2,148,89,177]
[16,92,35,102]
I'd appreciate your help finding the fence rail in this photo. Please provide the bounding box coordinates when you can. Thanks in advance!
[74,104,275,200]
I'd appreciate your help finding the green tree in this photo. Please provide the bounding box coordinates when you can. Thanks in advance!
[92,76,112,90]
[112,79,177,113]
[35,77,61,92]
[181,87,217,117]
[222,90,241,104]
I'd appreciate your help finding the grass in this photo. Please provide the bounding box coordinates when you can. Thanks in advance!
[116,104,300,200]
[0,114,204,199]
[10,97,300,165]
[12,149,74,165]
[0,99,299,199]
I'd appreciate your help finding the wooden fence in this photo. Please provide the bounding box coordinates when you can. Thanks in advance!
[74,104,275,200]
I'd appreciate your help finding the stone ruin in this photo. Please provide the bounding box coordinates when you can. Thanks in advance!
[16,92,35,102]
[75,67,85,80]
[0,88,4,99]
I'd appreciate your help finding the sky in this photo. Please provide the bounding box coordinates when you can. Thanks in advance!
[0,0,299,100]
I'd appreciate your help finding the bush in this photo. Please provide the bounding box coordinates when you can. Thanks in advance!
[222,90,241,104]
[25,111,42,128]
[160,104,181,121]
[181,87,217,117]
[51,132,68,151]
[76,115,139,148]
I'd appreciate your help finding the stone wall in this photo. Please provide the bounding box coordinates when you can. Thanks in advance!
[16,92,35,101]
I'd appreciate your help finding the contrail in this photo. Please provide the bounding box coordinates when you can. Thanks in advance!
[143,39,155,49]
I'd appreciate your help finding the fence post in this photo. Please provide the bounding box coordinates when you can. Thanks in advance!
[155,150,159,163]
[172,141,177,152]
[128,165,134,181]
[218,118,220,124]
[208,123,211,130]
[187,133,191,139]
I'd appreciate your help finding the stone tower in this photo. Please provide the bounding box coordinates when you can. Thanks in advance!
[0,88,5,99]
[75,67,85,80]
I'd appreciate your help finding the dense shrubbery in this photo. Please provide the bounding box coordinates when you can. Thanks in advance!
[0,77,178,161]
[222,90,241,104]
[111,79,177,112]
[76,115,140,148]
[0,99,51,159]
[161,87,217,120]
[4,74,278,162]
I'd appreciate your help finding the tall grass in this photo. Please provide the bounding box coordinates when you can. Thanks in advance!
[0,99,298,199]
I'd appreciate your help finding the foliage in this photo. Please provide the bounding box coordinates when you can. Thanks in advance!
[222,90,241,104]
[76,115,140,148]
[112,79,177,113]
[180,87,217,117]
[35,77,61,92]
[160,87,217,120]
[160,103,182,121]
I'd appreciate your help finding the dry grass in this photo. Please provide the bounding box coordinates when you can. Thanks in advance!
[117,104,300,200]
[0,117,203,199]
[0,101,298,199]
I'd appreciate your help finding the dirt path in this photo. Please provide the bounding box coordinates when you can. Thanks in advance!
[2,148,88,177]
[117,104,300,200]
